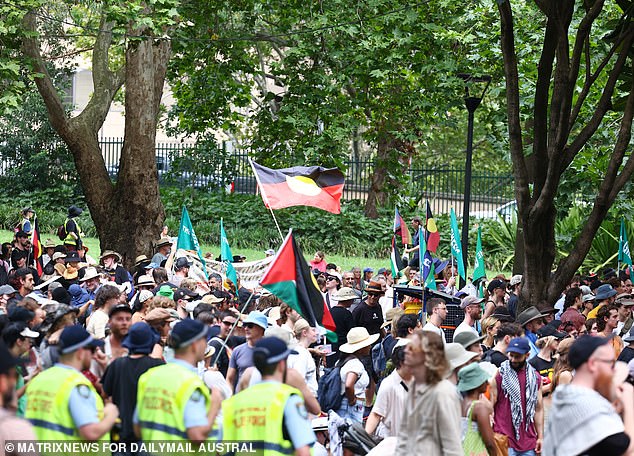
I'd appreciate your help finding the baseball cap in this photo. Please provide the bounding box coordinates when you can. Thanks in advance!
[59,325,105,354]
[487,279,506,293]
[536,324,568,339]
[510,275,523,286]
[506,337,530,355]
[174,288,199,302]
[254,337,298,365]
[568,335,612,369]
[0,285,17,295]
[109,304,133,318]
[243,311,268,330]
[169,319,210,349]
[460,295,485,309]
[363,267,374,273]
[174,257,192,269]
[8,306,35,323]
[15,230,28,239]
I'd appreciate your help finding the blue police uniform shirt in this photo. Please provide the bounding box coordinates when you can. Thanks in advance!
[132,358,208,429]
[57,364,100,428]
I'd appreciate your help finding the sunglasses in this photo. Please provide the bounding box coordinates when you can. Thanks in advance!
[221,320,235,326]
[326,277,337,282]
[244,323,256,329]
[367,292,382,297]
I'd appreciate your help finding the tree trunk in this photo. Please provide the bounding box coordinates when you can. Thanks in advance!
[22,10,168,268]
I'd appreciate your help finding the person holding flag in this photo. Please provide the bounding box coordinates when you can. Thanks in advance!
[176,206,208,280]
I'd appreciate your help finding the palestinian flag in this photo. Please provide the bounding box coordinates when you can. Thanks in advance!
[390,235,405,278]
[393,207,412,245]
[249,159,345,214]
[32,216,42,276]
[425,200,440,253]
[260,230,337,341]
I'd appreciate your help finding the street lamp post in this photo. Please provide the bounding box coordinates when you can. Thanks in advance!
[458,74,491,289]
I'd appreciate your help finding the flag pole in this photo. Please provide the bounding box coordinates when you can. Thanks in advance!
[248,157,284,242]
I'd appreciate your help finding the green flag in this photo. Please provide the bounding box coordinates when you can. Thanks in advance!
[472,226,486,282]
[220,219,238,288]
[449,208,466,282]
[176,206,208,278]
[619,218,634,282]
[419,227,436,290]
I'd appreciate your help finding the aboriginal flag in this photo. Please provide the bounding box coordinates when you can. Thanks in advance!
[425,200,440,253]
[249,159,345,214]
[260,230,337,341]
[32,216,42,275]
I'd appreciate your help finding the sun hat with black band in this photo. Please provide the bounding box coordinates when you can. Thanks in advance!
[568,335,613,369]
[253,336,298,365]
[168,319,210,349]
[339,327,380,353]
[516,306,545,327]
[334,287,358,301]
[59,324,105,354]
[490,306,515,322]
[364,280,384,295]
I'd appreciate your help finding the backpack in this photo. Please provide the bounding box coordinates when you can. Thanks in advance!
[317,356,352,412]
[57,222,67,240]
[371,337,388,376]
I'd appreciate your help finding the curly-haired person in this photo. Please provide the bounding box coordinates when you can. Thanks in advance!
[395,329,462,455]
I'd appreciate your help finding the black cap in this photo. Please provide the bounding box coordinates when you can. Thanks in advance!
[487,279,506,293]
[568,335,612,369]
[174,288,198,302]
[59,324,104,354]
[537,324,568,339]
[174,257,192,270]
[169,319,209,349]
[109,303,133,318]
[8,306,35,323]
[15,230,28,239]
[68,205,83,217]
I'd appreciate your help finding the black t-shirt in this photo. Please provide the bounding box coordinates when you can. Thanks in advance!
[583,432,630,456]
[352,302,384,335]
[101,355,165,442]
[208,335,244,377]
[529,355,555,380]
[331,306,354,350]
[618,346,634,364]
[483,349,508,367]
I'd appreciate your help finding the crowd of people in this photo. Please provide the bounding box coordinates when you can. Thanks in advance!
[1,208,634,456]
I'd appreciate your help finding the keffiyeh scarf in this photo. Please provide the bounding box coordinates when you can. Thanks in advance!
[499,360,539,440]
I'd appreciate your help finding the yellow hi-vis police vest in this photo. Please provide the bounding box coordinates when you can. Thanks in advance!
[136,362,212,441]
[222,382,301,455]
[25,365,105,441]
[63,218,82,246]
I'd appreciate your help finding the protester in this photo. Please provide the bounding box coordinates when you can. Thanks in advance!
[396,329,462,454]
[551,337,575,393]
[458,363,497,456]
[490,337,544,456]
[507,275,522,318]
[365,342,411,438]
[483,279,507,319]
[207,310,241,376]
[454,295,484,338]
[544,335,634,456]
[86,284,121,339]
[287,318,318,396]
[226,311,267,391]
[1,322,39,417]
[352,280,384,336]
[330,287,356,356]
[101,322,164,446]
[596,304,624,356]
[422,297,448,342]
[517,306,546,358]
[616,293,634,336]
[337,327,377,422]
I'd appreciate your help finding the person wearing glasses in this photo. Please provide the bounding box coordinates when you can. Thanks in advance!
[544,335,634,456]
[25,325,120,442]
[208,310,243,376]
[352,280,385,337]
[422,297,448,343]
[226,311,267,392]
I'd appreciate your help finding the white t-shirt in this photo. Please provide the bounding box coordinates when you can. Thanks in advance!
[422,321,446,343]
[339,357,369,399]
[371,370,410,437]
[453,321,479,339]
[288,345,318,396]
[86,309,109,339]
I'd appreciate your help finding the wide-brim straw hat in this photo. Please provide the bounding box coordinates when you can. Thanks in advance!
[155,238,172,249]
[339,327,380,353]
[79,267,100,282]
[99,250,122,263]
[381,307,404,328]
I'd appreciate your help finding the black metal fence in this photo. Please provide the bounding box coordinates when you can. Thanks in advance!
[99,138,515,216]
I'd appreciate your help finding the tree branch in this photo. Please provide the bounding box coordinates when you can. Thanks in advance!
[560,27,634,172]
[21,11,70,137]
[498,1,529,218]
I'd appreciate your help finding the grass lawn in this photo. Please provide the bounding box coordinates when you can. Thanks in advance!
[2,230,392,273]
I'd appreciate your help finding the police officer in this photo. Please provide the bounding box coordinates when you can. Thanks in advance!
[134,319,221,442]
[222,337,316,456]
[25,324,119,442]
